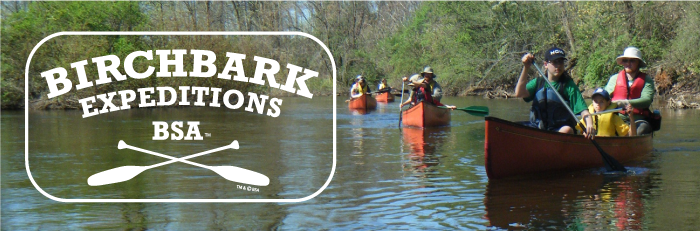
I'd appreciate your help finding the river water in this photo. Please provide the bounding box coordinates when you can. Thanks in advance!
[2,96,699,230]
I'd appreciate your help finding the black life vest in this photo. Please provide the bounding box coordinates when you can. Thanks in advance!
[529,74,576,131]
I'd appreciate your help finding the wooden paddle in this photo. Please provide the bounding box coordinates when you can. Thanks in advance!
[531,62,627,172]
[439,106,489,117]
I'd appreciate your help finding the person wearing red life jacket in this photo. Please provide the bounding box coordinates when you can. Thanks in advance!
[400,67,456,110]
[603,47,656,135]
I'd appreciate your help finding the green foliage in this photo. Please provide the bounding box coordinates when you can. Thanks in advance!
[2,2,146,108]
[664,3,700,86]
[373,1,696,94]
[3,1,700,109]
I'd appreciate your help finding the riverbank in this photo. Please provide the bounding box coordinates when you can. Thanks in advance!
[7,87,697,111]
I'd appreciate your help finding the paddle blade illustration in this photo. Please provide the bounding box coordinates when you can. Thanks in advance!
[87,166,147,186]
[229,140,239,149]
[211,166,270,186]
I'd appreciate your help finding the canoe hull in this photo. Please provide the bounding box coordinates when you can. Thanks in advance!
[484,117,653,179]
[348,94,377,110]
[376,92,395,102]
[401,102,451,128]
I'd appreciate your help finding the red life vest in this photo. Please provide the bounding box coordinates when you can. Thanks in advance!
[611,70,649,116]
[413,86,444,107]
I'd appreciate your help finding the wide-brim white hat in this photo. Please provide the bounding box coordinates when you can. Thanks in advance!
[407,74,423,87]
[616,47,647,68]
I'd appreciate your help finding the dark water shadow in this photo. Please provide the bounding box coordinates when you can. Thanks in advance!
[483,171,652,230]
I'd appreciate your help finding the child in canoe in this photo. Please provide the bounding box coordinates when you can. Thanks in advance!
[576,88,636,137]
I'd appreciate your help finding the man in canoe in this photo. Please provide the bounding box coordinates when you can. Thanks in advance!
[603,47,657,135]
[349,74,371,99]
[515,47,595,138]
[400,69,456,109]
[378,78,390,91]
[575,88,637,137]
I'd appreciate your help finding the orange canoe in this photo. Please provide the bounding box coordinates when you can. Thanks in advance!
[376,92,395,102]
[401,101,451,128]
[484,117,653,179]
[348,94,377,110]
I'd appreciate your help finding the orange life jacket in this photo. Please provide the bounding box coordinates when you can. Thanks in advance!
[611,70,649,117]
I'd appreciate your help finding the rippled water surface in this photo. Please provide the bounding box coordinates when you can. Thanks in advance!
[3,96,700,230]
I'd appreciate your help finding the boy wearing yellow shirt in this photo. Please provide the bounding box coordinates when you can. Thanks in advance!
[577,88,637,137]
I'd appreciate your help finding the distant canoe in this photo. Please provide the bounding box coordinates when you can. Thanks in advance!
[376,92,395,103]
[401,101,451,128]
[484,117,653,179]
[348,94,377,110]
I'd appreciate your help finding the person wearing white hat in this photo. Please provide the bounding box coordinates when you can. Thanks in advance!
[400,73,422,108]
[400,66,455,109]
[349,74,371,99]
[603,46,656,135]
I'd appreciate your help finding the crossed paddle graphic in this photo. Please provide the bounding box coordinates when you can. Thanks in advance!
[87,140,270,187]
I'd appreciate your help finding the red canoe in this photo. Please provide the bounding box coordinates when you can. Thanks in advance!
[401,101,451,128]
[484,117,653,179]
[348,94,377,110]
[376,92,395,102]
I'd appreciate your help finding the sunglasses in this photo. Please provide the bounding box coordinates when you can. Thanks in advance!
[547,59,568,66]
[620,58,638,63]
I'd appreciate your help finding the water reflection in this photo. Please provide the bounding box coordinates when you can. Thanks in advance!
[401,127,450,175]
[484,173,649,230]
[4,97,700,229]
[349,108,371,115]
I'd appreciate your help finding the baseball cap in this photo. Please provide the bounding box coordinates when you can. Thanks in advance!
[591,88,610,101]
[544,47,567,61]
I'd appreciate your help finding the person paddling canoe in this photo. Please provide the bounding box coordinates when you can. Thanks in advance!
[400,66,455,109]
[378,78,390,91]
[514,47,595,138]
[575,88,637,137]
[400,70,455,110]
[350,75,371,99]
[603,47,657,135]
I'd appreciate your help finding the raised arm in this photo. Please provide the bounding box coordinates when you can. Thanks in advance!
[514,53,535,98]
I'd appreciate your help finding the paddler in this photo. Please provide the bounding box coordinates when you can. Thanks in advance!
[378,78,390,91]
[603,47,657,135]
[400,67,455,109]
[349,75,371,99]
[514,47,595,138]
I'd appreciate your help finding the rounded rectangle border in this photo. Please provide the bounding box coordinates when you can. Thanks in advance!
[24,31,337,203]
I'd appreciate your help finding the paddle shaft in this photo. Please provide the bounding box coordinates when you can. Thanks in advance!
[122,142,236,169]
[398,81,405,127]
[576,108,623,119]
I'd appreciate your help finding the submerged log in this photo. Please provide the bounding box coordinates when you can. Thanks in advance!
[668,95,700,109]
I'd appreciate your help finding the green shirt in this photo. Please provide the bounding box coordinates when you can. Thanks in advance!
[523,77,587,115]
